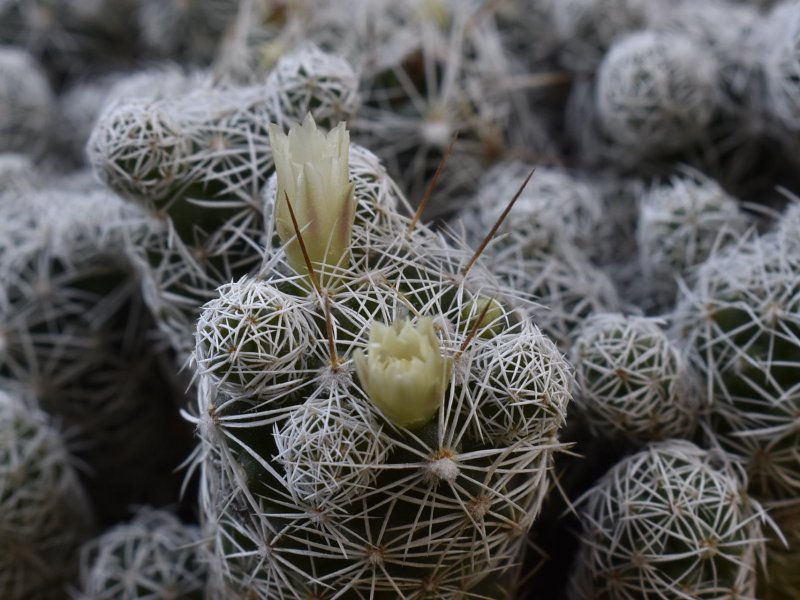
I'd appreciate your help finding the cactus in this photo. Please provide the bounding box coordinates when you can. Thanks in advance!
[86,46,361,357]
[637,170,751,308]
[191,119,572,598]
[596,31,720,158]
[0,389,94,599]
[571,313,699,445]
[568,439,767,599]
[76,508,207,600]
[0,46,53,157]
[264,45,361,131]
[0,180,192,522]
[346,1,516,213]
[663,1,765,120]
[488,241,621,351]
[53,66,194,168]
[672,232,800,504]
[552,0,666,72]
[461,161,603,258]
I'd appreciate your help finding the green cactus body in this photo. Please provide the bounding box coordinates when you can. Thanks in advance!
[192,141,572,599]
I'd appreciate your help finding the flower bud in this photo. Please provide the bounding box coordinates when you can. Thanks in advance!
[461,297,506,339]
[354,317,451,429]
[268,114,355,280]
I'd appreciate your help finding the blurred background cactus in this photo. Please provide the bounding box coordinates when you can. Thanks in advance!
[1,0,799,598]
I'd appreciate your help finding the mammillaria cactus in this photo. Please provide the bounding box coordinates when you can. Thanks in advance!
[0,45,53,157]
[0,181,191,522]
[86,45,361,357]
[595,31,720,159]
[76,508,207,600]
[571,313,699,446]
[0,389,94,599]
[672,232,800,504]
[461,161,603,258]
[637,170,751,307]
[53,66,194,168]
[568,440,768,599]
[191,116,573,598]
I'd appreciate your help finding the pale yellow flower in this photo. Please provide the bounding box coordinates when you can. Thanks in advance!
[354,317,451,429]
[268,114,355,281]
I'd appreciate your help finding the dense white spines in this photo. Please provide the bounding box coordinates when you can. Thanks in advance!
[461,326,572,447]
[572,313,698,444]
[596,31,720,157]
[77,508,206,600]
[274,394,392,506]
[569,440,767,599]
[491,242,621,350]
[638,171,750,298]
[191,126,573,598]
[672,233,800,503]
[195,278,320,397]
[0,182,192,522]
[463,161,603,257]
[265,44,361,130]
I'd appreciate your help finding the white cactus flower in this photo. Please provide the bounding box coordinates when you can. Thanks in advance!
[354,317,451,429]
[268,114,355,280]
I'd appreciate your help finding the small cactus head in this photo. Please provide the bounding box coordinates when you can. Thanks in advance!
[268,113,356,283]
[353,316,451,429]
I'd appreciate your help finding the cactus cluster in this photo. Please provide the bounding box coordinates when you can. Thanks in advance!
[1,1,800,599]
